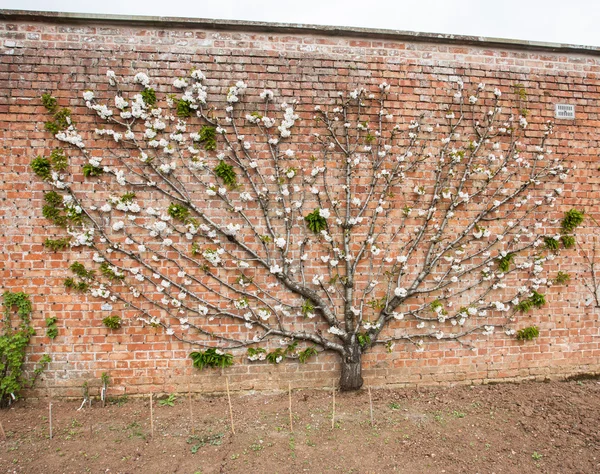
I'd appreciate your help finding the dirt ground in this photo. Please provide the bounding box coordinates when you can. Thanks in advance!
[0,378,599,474]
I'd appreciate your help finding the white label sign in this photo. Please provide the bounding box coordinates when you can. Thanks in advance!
[555,104,575,119]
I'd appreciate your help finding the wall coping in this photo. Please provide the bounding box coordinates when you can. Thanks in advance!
[1,9,599,56]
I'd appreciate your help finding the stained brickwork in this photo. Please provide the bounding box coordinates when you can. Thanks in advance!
[1,12,599,397]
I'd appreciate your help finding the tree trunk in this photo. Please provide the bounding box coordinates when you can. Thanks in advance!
[339,344,363,391]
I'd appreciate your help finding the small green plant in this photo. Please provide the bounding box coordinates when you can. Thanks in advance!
[298,347,318,363]
[82,163,104,178]
[246,347,266,360]
[187,433,224,453]
[304,209,327,234]
[49,148,68,171]
[189,348,233,370]
[513,83,528,101]
[158,393,177,407]
[44,108,72,134]
[517,326,539,341]
[45,317,58,339]
[65,261,95,292]
[70,262,95,279]
[30,156,53,181]
[451,410,466,418]
[554,271,570,284]
[430,299,447,315]
[42,191,68,227]
[120,192,136,203]
[497,252,514,272]
[214,160,237,187]
[301,300,314,317]
[176,99,193,117]
[262,341,302,364]
[102,315,122,330]
[389,402,401,410]
[516,291,546,312]
[80,381,90,409]
[41,93,58,112]
[168,203,190,221]
[250,442,263,452]
[64,278,89,292]
[532,452,543,461]
[99,262,125,281]
[44,237,71,251]
[560,235,576,249]
[357,332,371,349]
[544,236,560,252]
[266,347,286,364]
[107,394,128,406]
[561,209,584,233]
[198,125,216,151]
[99,372,110,407]
[31,150,68,181]
[141,88,156,106]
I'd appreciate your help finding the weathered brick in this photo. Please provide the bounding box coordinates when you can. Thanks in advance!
[1,12,600,398]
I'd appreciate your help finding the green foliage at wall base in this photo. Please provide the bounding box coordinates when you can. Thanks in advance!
[1,292,50,408]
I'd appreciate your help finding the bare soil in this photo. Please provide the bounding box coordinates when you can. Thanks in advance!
[1,379,599,473]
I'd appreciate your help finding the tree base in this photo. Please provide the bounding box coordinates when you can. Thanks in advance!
[339,359,364,391]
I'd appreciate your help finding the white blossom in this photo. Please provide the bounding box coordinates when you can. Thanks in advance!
[394,287,407,298]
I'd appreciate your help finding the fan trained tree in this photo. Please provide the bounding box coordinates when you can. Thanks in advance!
[32,69,579,390]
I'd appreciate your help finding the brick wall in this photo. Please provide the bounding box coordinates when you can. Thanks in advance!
[1,12,599,398]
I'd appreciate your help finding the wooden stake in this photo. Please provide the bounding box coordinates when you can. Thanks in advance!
[331,381,336,430]
[288,382,293,433]
[188,382,194,435]
[49,402,53,440]
[149,393,154,438]
[368,386,374,427]
[0,421,6,441]
[226,377,235,435]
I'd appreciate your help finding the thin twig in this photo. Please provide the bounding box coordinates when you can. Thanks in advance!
[368,386,374,427]
[226,377,235,435]
[149,393,154,438]
[288,382,293,433]
[188,382,194,435]
[331,381,336,430]
[49,402,53,440]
